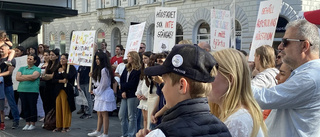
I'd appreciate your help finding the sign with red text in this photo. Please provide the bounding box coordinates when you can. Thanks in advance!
[248,0,282,61]
[68,30,96,66]
[154,7,177,53]
[211,9,231,51]
[124,22,146,59]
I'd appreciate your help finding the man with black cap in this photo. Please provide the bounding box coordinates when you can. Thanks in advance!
[136,44,231,137]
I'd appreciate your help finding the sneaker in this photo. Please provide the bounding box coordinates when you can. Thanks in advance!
[85,115,93,119]
[22,125,30,131]
[4,116,10,120]
[88,130,101,136]
[4,61,12,66]
[79,114,87,119]
[12,121,19,129]
[27,125,36,130]
[39,117,44,122]
[0,123,5,130]
[98,134,108,137]
[77,109,84,114]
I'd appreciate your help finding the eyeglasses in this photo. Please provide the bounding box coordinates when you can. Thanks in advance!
[281,38,312,47]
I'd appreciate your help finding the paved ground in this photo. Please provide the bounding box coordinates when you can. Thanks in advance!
[0,111,122,137]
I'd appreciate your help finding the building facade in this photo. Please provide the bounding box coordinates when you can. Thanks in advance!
[43,0,320,55]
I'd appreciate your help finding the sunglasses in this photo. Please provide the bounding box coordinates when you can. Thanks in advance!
[140,47,145,49]
[282,38,312,47]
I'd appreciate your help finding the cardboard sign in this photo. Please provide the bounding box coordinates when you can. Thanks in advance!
[123,22,146,59]
[153,7,177,53]
[211,9,231,51]
[68,30,96,66]
[13,55,28,90]
[248,0,282,61]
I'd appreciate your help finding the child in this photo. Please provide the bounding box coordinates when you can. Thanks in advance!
[0,75,5,130]
[137,44,231,137]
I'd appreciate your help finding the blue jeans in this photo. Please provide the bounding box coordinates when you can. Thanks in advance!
[80,84,93,115]
[5,86,19,122]
[118,97,139,137]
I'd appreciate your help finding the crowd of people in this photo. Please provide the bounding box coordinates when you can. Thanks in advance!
[0,19,319,137]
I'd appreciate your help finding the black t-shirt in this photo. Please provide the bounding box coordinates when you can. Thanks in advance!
[0,57,16,87]
[78,66,90,85]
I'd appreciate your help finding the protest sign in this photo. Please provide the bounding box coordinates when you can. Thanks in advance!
[153,7,177,53]
[13,55,28,90]
[248,0,282,61]
[211,9,231,51]
[123,22,146,59]
[68,30,96,66]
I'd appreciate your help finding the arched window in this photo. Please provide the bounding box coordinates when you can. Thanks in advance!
[60,32,66,54]
[49,33,55,50]
[111,27,121,55]
[235,20,242,50]
[176,23,183,44]
[273,17,288,49]
[146,24,154,51]
[97,29,105,49]
[197,22,210,44]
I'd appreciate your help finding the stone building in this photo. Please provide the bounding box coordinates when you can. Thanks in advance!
[43,0,320,55]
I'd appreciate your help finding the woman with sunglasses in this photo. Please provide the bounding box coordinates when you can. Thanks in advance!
[208,49,267,137]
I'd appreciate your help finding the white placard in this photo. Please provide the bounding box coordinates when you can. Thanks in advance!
[13,55,28,90]
[68,30,96,66]
[153,7,177,53]
[210,9,231,51]
[248,0,282,61]
[124,22,146,59]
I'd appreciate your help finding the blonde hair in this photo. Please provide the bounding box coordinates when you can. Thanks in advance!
[166,73,212,98]
[178,39,193,44]
[209,49,267,137]
[126,51,141,71]
[255,45,275,69]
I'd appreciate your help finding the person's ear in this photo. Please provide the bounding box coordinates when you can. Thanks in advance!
[302,40,311,53]
[179,78,188,95]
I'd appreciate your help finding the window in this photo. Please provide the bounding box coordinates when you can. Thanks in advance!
[196,22,210,44]
[84,0,91,12]
[176,23,183,44]
[97,29,105,49]
[147,24,155,51]
[60,32,66,54]
[11,34,18,48]
[273,17,288,49]
[49,33,55,50]
[72,0,77,10]
[100,0,106,8]
[235,20,241,50]
[130,0,136,6]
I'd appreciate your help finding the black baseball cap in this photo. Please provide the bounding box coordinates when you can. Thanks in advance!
[144,44,217,82]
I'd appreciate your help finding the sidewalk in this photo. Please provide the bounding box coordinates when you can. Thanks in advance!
[0,111,122,137]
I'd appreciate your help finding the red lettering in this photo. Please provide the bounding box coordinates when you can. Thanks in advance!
[165,21,174,28]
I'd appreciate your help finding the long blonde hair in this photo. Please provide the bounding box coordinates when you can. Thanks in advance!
[126,51,141,71]
[255,45,275,69]
[209,49,267,137]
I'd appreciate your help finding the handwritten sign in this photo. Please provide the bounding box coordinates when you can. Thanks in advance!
[248,0,282,61]
[211,9,231,51]
[123,22,146,59]
[153,7,177,53]
[68,30,96,66]
[13,55,28,90]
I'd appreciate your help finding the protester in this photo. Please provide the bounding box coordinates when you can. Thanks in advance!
[38,44,45,63]
[178,39,192,44]
[275,50,282,70]
[0,74,4,130]
[87,52,116,137]
[111,45,124,70]
[77,66,93,119]
[137,44,231,137]
[41,49,60,121]
[28,46,40,67]
[209,49,267,137]
[253,19,320,136]
[0,43,20,129]
[252,45,279,89]
[198,41,211,52]
[39,50,50,122]
[100,41,111,57]
[139,43,146,54]
[0,31,15,66]
[16,54,41,131]
[52,53,76,133]
[119,51,141,137]
[14,46,26,57]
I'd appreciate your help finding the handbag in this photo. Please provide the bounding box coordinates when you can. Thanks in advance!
[43,108,56,130]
